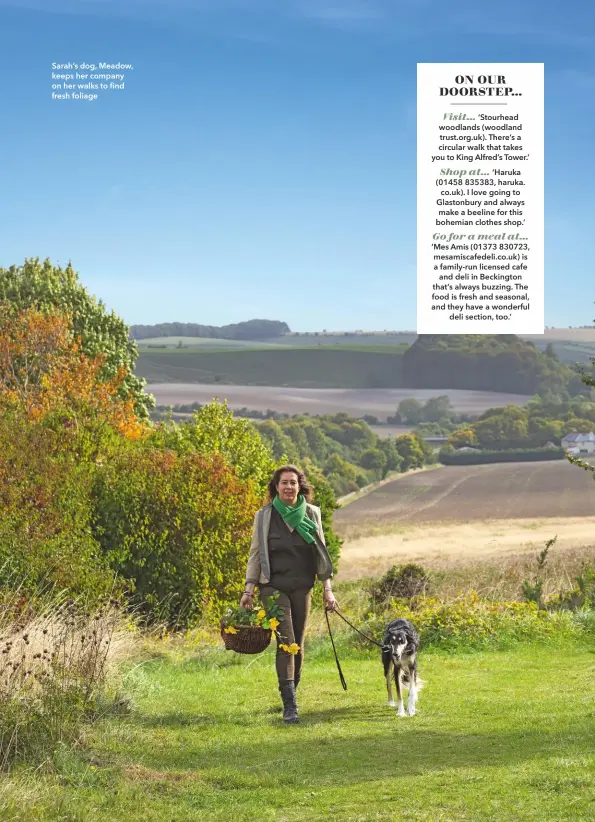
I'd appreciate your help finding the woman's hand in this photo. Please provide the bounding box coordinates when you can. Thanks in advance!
[323,587,338,612]
[240,590,255,609]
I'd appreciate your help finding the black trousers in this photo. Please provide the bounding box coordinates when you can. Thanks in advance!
[259,586,313,685]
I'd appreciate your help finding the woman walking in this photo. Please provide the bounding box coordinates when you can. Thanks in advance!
[240,464,337,724]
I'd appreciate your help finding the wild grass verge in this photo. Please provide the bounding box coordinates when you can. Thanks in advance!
[0,579,140,771]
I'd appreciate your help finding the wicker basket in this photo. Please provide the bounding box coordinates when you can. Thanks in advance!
[220,624,272,654]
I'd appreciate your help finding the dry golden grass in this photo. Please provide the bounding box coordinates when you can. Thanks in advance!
[337,516,595,581]
[0,584,141,770]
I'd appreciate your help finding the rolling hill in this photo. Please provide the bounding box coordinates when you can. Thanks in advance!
[135,345,408,388]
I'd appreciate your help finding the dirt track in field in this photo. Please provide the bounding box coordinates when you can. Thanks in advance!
[335,461,595,579]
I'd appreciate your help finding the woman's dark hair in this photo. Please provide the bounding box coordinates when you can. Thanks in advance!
[267,464,313,503]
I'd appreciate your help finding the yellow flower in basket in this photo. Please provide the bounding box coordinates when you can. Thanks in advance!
[256,609,266,620]
[269,618,280,631]
[224,626,238,634]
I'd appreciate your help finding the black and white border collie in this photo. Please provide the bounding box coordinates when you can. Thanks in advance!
[382,618,422,716]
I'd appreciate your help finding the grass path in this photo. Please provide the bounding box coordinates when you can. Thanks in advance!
[3,643,595,821]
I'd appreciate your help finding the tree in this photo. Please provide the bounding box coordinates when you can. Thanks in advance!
[562,417,595,434]
[403,333,586,396]
[153,400,277,499]
[473,413,529,449]
[422,395,453,422]
[0,258,153,419]
[257,420,297,463]
[545,342,558,361]
[0,306,146,443]
[300,421,331,461]
[398,398,424,424]
[449,427,479,448]
[395,434,425,471]
[412,431,435,463]
[283,422,313,458]
[325,453,358,481]
[527,416,564,446]
[567,312,595,479]
[377,437,403,475]
[359,448,388,475]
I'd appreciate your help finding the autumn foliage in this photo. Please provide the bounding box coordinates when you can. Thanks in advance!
[0,306,146,440]
[0,296,338,628]
[0,304,275,622]
[0,257,153,419]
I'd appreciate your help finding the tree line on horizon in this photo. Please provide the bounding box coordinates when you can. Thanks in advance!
[130,319,290,341]
[403,334,588,397]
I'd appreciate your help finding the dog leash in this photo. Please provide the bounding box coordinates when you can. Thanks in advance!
[324,609,348,691]
[330,607,385,648]
[324,606,385,691]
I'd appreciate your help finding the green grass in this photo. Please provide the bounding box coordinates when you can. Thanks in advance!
[4,641,595,821]
[135,346,406,388]
[136,336,285,349]
[134,333,595,388]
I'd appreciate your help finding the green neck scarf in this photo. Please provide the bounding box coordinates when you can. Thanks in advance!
[272,493,318,545]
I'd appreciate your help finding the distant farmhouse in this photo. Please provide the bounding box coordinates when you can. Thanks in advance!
[562,432,595,455]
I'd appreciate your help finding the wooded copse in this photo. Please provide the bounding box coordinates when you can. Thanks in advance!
[403,333,588,396]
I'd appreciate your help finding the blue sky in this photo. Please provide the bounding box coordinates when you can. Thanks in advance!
[0,0,593,332]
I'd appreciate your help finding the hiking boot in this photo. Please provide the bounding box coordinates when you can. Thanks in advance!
[279,681,299,724]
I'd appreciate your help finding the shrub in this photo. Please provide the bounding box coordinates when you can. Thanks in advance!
[92,442,260,628]
[369,564,431,609]
[363,594,579,650]
[439,446,564,465]
[0,410,120,604]
[310,472,342,574]
[546,563,595,612]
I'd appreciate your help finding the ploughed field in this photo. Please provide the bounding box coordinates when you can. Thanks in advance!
[335,461,595,578]
[146,383,532,417]
[335,460,595,529]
